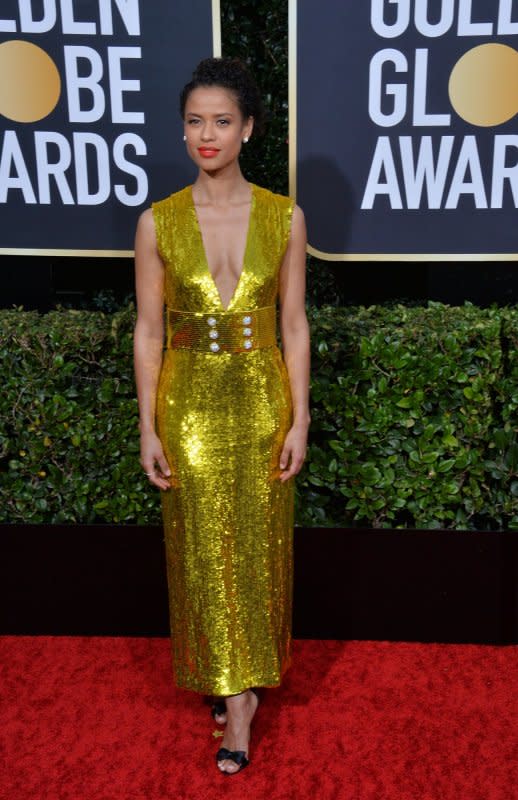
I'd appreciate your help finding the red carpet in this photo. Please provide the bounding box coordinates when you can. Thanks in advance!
[1,637,516,800]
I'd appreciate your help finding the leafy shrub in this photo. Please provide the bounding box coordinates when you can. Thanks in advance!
[1,304,517,529]
[298,303,516,529]
[488,309,518,528]
[0,308,155,524]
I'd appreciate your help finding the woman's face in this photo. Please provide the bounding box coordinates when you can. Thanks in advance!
[183,86,253,172]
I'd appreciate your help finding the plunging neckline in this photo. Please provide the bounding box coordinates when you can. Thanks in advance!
[190,183,255,312]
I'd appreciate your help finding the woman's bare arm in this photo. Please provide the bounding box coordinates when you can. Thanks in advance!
[134,209,171,490]
[278,204,311,482]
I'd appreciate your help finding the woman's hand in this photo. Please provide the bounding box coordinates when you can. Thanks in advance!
[140,430,172,490]
[279,422,309,482]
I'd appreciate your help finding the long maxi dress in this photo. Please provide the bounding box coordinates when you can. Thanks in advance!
[152,183,295,696]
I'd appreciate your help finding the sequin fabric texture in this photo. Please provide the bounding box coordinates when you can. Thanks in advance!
[152,184,295,695]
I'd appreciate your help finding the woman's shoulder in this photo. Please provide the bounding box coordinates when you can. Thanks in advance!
[252,183,294,212]
[151,185,192,214]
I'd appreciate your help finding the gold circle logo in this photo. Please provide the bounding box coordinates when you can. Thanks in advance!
[449,43,518,127]
[0,40,61,123]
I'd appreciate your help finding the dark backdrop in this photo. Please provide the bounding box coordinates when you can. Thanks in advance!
[1,0,517,310]
[3,255,518,311]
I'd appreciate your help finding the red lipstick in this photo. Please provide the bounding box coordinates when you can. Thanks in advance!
[198,148,220,158]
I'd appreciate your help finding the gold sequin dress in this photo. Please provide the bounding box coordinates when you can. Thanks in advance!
[152,183,294,696]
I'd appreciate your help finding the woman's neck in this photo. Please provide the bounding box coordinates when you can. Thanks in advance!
[192,165,250,207]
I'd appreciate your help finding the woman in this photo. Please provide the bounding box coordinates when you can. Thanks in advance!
[133,57,310,775]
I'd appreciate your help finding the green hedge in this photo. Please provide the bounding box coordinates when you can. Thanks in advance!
[301,303,517,529]
[1,305,517,529]
[0,309,153,525]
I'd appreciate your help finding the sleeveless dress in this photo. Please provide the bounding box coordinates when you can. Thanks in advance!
[152,183,295,696]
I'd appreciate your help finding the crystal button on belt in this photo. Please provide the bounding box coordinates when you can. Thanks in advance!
[166,306,277,354]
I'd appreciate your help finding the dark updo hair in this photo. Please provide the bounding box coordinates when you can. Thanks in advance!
[180,57,265,136]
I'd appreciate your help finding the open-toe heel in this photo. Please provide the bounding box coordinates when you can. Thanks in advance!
[216,747,249,774]
[211,699,227,723]
[215,688,259,774]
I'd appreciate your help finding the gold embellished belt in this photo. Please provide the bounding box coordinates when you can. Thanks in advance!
[166,305,277,354]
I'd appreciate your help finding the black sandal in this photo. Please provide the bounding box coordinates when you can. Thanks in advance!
[215,688,259,774]
[211,699,227,723]
[216,747,249,774]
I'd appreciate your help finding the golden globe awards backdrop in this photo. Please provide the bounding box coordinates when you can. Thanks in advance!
[0,0,221,256]
[290,0,518,260]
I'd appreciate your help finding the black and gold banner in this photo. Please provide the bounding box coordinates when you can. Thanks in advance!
[291,1,518,260]
[0,0,220,256]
